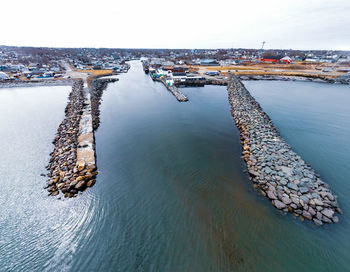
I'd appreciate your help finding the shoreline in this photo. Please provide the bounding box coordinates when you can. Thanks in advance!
[227,75,341,225]
[0,79,75,88]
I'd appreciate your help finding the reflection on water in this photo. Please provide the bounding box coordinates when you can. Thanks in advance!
[0,65,349,271]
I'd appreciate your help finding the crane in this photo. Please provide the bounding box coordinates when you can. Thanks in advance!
[254,41,266,64]
[260,41,266,58]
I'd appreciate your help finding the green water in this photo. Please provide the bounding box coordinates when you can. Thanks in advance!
[0,62,349,271]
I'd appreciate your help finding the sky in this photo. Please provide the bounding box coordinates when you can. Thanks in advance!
[1,0,350,50]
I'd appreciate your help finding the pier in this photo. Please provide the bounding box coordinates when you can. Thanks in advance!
[159,78,188,102]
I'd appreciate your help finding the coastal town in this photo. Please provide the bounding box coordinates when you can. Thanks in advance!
[2,0,350,269]
[1,45,350,85]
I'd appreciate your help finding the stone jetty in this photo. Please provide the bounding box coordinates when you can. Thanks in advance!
[227,75,341,225]
[160,78,188,102]
[46,77,117,197]
[90,78,118,130]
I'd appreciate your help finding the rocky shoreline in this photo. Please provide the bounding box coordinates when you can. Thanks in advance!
[227,75,341,225]
[45,78,116,197]
[238,74,350,85]
[90,78,118,130]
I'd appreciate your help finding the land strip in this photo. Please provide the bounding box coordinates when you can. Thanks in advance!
[0,79,74,88]
[45,77,117,197]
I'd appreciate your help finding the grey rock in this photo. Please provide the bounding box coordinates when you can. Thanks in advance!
[302,211,312,220]
[300,195,310,204]
[301,177,311,184]
[248,170,259,177]
[287,182,298,191]
[321,208,334,219]
[280,166,293,176]
[314,199,324,206]
[267,190,277,200]
[292,197,300,205]
[313,218,323,226]
[273,200,286,210]
[311,193,318,198]
[265,167,272,174]
[316,206,323,211]
[322,216,332,224]
[316,211,323,220]
[308,207,316,216]
[281,196,292,205]
[299,187,309,194]
[327,193,335,201]
[280,178,288,185]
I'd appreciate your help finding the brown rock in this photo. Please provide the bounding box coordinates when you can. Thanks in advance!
[75,180,86,190]
[51,191,59,196]
[77,160,86,171]
[75,175,85,182]
[87,179,96,187]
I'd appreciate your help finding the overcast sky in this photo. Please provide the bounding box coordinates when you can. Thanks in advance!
[1,0,349,50]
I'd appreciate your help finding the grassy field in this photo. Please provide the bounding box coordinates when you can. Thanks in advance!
[222,70,338,79]
[76,69,114,76]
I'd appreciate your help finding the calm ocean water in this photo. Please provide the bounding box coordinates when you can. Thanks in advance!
[0,62,349,271]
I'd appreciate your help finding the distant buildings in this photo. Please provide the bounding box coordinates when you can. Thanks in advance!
[0,45,349,81]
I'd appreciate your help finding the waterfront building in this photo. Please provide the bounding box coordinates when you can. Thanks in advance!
[200,59,219,66]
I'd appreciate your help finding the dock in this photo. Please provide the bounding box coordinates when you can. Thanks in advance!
[159,78,188,102]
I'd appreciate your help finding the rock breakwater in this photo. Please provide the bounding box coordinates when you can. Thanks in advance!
[160,78,188,102]
[227,75,341,225]
[46,78,117,197]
